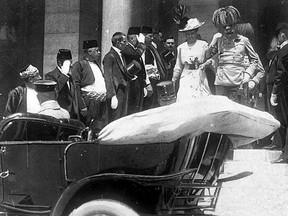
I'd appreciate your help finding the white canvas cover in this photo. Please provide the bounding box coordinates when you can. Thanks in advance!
[98,96,280,147]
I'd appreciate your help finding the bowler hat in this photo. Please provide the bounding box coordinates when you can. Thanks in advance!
[35,80,57,92]
[127,27,140,35]
[83,40,98,49]
[57,49,72,61]
[141,26,153,34]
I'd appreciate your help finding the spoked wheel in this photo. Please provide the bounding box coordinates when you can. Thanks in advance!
[68,199,139,216]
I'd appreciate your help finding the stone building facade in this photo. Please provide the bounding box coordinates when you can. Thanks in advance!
[0,0,287,114]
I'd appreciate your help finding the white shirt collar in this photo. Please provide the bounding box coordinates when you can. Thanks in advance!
[112,46,122,56]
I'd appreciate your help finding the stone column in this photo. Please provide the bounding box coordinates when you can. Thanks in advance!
[43,0,80,75]
[101,0,133,59]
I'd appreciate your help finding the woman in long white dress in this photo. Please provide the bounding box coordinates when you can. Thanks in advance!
[172,18,211,102]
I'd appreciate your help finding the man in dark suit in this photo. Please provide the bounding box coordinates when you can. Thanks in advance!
[161,35,176,81]
[103,32,129,123]
[140,26,167,109]
[71,40,107,130]
[270,24,288,163]
[122,26,150,114]
[45,49,79,119]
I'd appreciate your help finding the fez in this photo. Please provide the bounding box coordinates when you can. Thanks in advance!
[35,80,57,92]
[141,26,153,34]
[127,27,140,35]
[57,49,72,61]
[83,40,98,49]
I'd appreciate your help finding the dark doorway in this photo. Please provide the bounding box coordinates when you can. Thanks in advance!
[0,0,45,116]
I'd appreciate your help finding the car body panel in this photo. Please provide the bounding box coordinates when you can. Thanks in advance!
[0,113,232,215]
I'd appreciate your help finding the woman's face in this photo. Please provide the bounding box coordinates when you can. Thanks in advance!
[184,29,198,43]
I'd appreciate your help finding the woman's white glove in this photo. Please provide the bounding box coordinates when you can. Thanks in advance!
[111,95,118,109]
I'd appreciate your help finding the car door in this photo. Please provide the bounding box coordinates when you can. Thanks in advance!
[0,120,68,207]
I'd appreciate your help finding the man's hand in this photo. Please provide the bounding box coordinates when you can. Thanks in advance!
[80,107,88,116]
[137,33,145,43]
[111,95,118,109]
[248,80,256,90]
[270,93,278,106]
[210,32,222,47]
[61,60,71,76]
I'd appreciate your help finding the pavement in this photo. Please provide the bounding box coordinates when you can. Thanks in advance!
[206,149,288,216]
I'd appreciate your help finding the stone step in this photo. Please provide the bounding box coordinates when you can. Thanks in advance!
[227,149,282,162]
[223,160,288,176]
[211,173,288,216]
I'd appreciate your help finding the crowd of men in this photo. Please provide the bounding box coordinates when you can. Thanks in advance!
[4,5,288,163]
[4,26,176,132]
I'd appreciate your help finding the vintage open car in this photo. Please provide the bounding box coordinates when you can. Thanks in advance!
[0,96,279,216]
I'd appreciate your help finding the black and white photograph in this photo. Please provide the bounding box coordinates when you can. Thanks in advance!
[0,0,286,216]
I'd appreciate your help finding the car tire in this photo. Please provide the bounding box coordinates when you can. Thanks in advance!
[68,199,139,216]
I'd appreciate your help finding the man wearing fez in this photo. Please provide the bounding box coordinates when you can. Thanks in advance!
[103,32,129,123]
[71,40,107,129]
[35,80,70,119]
[122,26,150,114]
[4,64,42,116]
[161,36,176,81]
[140,26,167,109]
[45,49,79,119]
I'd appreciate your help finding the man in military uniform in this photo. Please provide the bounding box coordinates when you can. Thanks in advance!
[35,80,70,119]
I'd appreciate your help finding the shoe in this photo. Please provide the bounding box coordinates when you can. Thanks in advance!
[271,154,288,163]
[271,158,288,163]
[263,143,282,150]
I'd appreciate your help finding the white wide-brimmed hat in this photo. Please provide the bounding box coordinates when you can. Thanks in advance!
[179,18,205,32]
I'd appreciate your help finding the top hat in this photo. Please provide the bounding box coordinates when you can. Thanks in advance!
[127,27,141,35]
[83,40,98,49]
[156,81,175,97]
[57,49,72,61]
[179,18,205,32]
[35,80,57,92]
[162,50,175,63]
[127,60,142,77]
[141,26,153,34]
